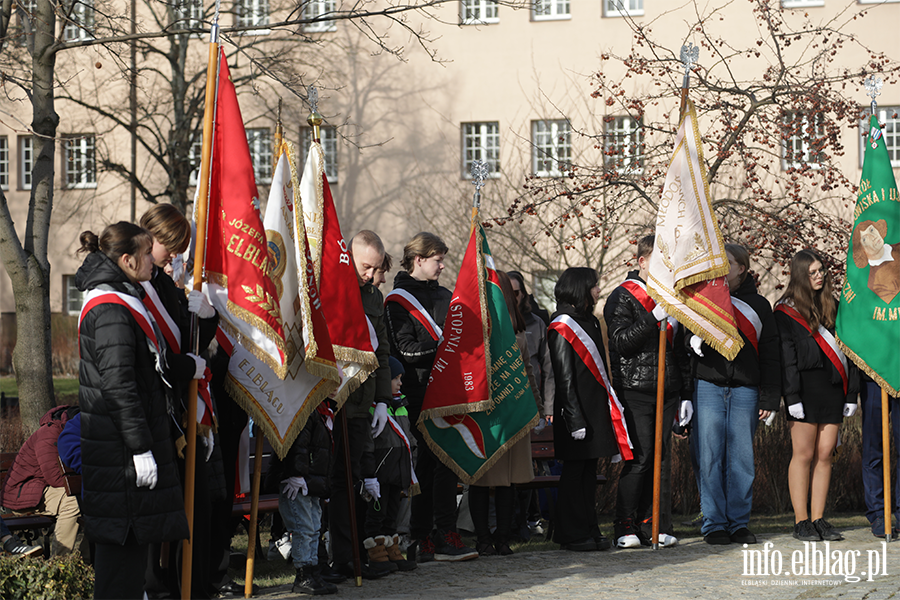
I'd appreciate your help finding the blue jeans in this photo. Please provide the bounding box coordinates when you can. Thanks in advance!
[279,484,322,569]
[861,382,900,523]
[694,380,759,536]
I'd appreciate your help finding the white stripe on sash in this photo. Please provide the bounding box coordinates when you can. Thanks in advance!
[731,297,762,342]
[385,288,443,340]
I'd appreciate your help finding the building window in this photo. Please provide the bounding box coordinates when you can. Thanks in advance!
[63,0,94,41]
[532,120,571,177]
[860,106,900,168]
[605,116,643,174]
[461,0,498,24]
[302,0,336,32]
[782,112,825,170]
[16,0,37,43]
[532,0,570,20]
[603,0,643,17]
[461,122,500,179]
[301,126,338,182]
[781,0,824,7]
[178,0,204,29]
[246,128,273,184]
[64,275,84,315]
[188,139,203,187]
[64,135,97,189]
[0,137,7,191]
[234,0,269,32]
[19,136,33,190]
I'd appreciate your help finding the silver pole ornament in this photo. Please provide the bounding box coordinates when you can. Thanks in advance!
[471,159,489,208]
[864,76,883,144]
[680,43,699,89]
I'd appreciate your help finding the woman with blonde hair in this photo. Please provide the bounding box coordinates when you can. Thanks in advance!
[775,249,858,542]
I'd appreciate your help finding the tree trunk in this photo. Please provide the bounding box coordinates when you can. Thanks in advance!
[11,273,54,436]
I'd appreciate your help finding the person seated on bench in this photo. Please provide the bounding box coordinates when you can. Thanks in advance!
[1,516,42,558]
[1,405,82,556]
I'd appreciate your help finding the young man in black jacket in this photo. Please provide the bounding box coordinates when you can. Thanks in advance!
[604,234,691,549]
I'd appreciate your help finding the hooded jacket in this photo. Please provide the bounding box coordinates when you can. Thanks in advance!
[384,271,452,404]
[1,405,76,510]
[688,275,782,411]
[76,251,189,546]
[603,271,692,400]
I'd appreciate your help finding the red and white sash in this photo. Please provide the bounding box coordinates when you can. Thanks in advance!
[620,279,676,345]
[731,297,762,354]
[381,404,419,492]
[385,289,442,341]
[775,302,848,394]
[139,280,215,428]
[548,314,633,462]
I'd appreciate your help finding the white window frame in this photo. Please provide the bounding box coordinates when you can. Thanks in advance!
[460,0,499,24]
[188,139,203,187]
[859,106,900,169]
[246,128,273,184]
[302,0,336,32]
[178,0,204,30]
[63,0,94,41]
[603,0,643,17]
[782,112,826,171]
[781,0,824,7]
[301,126,339,183]
[532,120,571,178]
[532,0,570,20]
[858,0,898,3]
[64,135,97,189]
[64,275,84,316]
[234,0,269,34]
[17,0,37,42]
[461,122,500,179]
[605,115,644,174]
[19,136,33,191]
[0,137,8,191]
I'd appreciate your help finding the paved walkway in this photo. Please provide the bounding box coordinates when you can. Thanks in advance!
[258,527,900,599]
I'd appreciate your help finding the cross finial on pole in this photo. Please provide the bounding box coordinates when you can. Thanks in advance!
[864,75,883,116]
[471,159,488,209]
[680,43,699,89]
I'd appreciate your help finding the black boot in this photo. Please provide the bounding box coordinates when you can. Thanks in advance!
[313,564,338,595]
[292,566,329,595]
[469,486,496,555]
[493,486,515,555]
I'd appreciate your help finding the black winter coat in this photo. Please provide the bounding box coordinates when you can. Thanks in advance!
[604,272,692,400]
[76,251,189,546]
[266,411,333,498]
[548,305,620,460]
[689,276,782,411]
[384,271,452,404]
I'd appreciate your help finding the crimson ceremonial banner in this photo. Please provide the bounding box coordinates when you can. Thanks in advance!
[647,98,743,360]
[204,48,288,377]
[299,139,377,404]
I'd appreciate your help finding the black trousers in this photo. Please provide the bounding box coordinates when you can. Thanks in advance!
[615,389,677,526]
[408,402,459,540]
[95,531,149,600]
[329,416,370,567]
[469,485,515,542]
[553,458,600,544]
[364,482,402,538]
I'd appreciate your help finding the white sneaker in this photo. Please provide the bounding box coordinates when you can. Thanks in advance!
[657,534,678,547]
[616,534,641,548]
[268,533,291,561]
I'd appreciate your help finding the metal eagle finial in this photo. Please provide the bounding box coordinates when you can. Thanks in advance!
[680,43,699,89]
[471,160,489,192]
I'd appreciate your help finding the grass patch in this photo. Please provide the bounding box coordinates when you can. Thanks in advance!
[0,377,79,399]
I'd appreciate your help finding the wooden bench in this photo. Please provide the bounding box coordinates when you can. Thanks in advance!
[231,438,281,558]
[1,452,54,558]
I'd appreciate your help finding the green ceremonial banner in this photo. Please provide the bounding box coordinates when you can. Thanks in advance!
[836,115,900,396]
[419,221,539,484]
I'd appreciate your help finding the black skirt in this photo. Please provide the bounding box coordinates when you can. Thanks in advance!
[785,363,845,425]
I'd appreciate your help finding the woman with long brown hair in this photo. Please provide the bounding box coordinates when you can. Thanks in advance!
[775,249,858,542]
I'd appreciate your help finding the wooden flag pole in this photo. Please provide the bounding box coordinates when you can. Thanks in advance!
[651,324,666,551]
[883,388,892,543]
[181,21,220,600]
[245,428,264,597]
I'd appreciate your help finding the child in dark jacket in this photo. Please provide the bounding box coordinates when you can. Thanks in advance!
[364,357,418,571]
[267,402,336,595]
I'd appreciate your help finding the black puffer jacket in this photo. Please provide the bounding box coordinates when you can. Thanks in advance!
[384,271,451,404]
[76,251,189,546]
[266,410,333,498]
[603,271,692,400]
[548,305,620,460]
[689,276,782,411]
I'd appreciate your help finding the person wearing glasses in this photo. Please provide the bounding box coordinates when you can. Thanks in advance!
[774,249,858,543]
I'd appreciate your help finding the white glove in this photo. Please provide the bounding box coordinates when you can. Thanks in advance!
[371,403,388,438]
[187,353,206,379]
[133,450,158,489]
[282,476,308,500]
[201,429,215,462]
[689,335,704,357]
[764,411,777,427]
[188,290,216,319]
[571,427,586,441]
[651,305,668,321]
[788,403,805,420]
[843,403,858,417]
[364,478,381,500]
[533,417,546,435]
[679,400,693,427]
